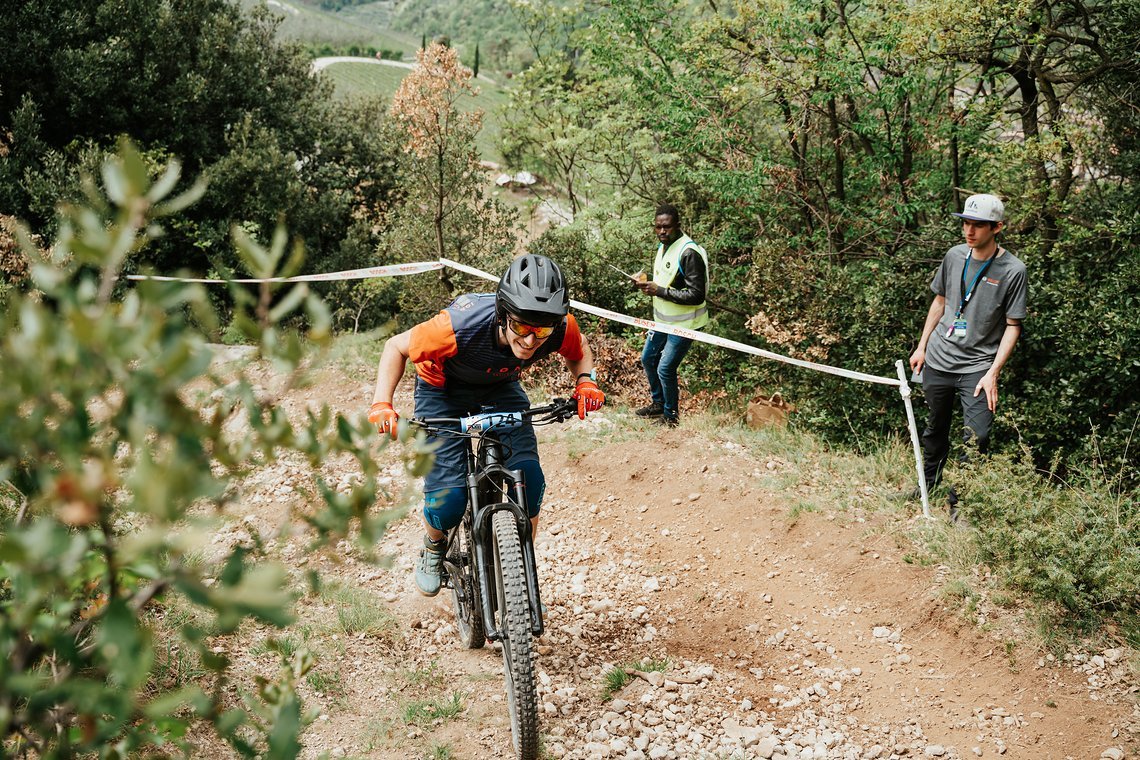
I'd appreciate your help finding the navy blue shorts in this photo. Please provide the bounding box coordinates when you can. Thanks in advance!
[413,378,540,493]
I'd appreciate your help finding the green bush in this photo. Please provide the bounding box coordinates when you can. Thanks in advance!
[0,142,417,755]
[2,0,403,327]
[961,450,1140,646]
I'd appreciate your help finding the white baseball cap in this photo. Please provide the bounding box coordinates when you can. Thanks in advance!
[953,193,1004,222]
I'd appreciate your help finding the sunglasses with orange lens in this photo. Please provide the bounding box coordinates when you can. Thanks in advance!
[505,316,556,340]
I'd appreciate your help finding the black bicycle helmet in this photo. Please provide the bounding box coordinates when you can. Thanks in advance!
[495,254,569,327]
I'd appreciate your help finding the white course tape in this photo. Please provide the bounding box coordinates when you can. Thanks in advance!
[442,256,929,517]
[441,258,899,387]
[127,260,444,284]
[126,254,932,517]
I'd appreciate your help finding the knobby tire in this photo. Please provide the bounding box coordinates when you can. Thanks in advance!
[491,509,539,759]
[448,518,485,649]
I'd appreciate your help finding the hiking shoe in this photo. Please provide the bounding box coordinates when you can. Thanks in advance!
[654,415,680,428]
[414,536,445,597]
[635,402,664,418]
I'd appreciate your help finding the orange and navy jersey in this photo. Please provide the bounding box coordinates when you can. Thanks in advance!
[407,294,583,388]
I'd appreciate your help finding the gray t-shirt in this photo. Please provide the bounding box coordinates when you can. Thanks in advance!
[925,244,1028,374]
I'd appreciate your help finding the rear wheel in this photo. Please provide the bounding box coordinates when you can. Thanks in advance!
[447,519,485,649]
[491,509,539,759]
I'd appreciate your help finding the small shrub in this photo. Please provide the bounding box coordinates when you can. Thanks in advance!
[320,581,399,640]
[961,449,1140,645]
[0,143,402,756]
[600,666,632,701]
[402,693,465,726]
[306,668,346,696]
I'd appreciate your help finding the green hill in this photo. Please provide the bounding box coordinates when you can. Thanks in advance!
[317,60,510,163]
[241,0,415,55]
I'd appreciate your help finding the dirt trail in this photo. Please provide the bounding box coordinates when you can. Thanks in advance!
[206,366,1135,759]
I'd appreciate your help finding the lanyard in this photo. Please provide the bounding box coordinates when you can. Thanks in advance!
[956,251,995,318]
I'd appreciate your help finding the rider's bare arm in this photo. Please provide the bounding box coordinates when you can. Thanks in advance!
[372,329,412,406]
[565,331,596,380]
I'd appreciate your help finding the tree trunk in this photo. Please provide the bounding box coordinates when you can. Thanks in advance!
[777,87,813,235]
[827,96,845,202]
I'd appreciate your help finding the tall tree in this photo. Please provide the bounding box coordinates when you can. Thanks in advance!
[504,0,1140,470]
[385,42,516,313]
[0,0,401,307]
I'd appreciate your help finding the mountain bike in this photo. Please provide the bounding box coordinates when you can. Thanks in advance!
[410,397,578,760]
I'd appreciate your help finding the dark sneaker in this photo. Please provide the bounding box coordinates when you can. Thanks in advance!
[635,402,664,417]
[414,536,445,597]
[654,415,679,428]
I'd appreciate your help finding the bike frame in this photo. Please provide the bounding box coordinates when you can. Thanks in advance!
[414,401,576,642]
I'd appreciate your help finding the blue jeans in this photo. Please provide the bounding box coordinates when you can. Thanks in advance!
[413,379,545,531]
[641,331,693,421]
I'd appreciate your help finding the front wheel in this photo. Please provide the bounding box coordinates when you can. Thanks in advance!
[447,519,485,649]
[491,509,539,759]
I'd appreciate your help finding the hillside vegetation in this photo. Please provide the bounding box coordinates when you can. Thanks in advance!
[0,0,1137,754]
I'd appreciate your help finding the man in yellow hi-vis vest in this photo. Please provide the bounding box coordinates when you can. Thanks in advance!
[632,203,709,426]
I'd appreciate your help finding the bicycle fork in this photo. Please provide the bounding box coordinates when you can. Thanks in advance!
[468,465,546,641]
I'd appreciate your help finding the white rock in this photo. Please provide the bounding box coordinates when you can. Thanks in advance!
[756,736,779,758]
[723,717,766,746]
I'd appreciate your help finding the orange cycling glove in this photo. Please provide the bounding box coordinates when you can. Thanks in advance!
[572,378,605,420]
[368,401,399,440]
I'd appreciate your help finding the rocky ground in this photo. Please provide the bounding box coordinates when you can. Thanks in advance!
[200,362,1137,760]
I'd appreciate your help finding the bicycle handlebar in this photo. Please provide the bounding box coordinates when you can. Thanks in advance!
[411,397,579,435]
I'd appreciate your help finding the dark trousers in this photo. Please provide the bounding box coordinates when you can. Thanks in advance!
[920,367,993,505]
[641,331,694,421]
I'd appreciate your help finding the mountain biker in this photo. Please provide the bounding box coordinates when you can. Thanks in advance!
[368,254,605,596]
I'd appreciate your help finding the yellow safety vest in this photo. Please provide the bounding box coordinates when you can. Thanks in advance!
[652,234,709,329]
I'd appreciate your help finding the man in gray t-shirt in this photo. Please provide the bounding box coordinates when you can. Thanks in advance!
[909,194,1028,519]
